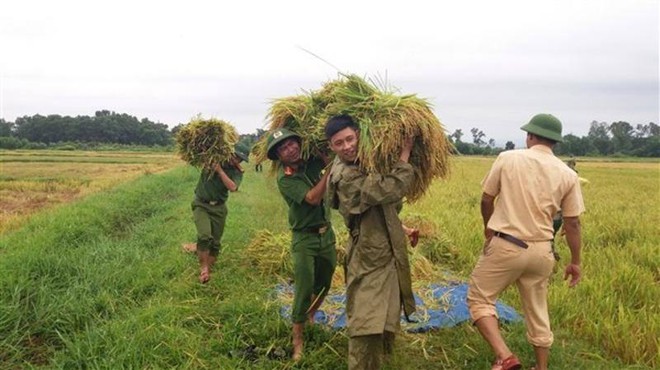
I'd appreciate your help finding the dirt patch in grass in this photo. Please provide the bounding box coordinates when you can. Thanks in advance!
[21,334,53,366]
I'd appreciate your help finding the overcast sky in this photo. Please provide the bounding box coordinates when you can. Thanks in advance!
[1,0,658,145]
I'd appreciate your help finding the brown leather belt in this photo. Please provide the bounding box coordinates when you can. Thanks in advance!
[297,224,329,234]
[494,231,528,249]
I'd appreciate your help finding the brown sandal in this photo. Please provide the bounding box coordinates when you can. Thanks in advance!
[408,229,420,248]
[492,355,521,370]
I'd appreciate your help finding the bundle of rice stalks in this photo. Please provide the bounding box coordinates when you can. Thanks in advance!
[175,116,239,169]
[417,233,458,265]
[334,227,349,266]
[254,74,452,202]
[409,248,442,282]
[401,213,439,239]
[245,230,292,277]
[331,265,345,287]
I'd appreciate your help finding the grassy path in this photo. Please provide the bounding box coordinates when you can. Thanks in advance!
[0,165,652,369]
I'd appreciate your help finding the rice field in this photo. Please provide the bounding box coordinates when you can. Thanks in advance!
[0,150,182,233]
[0,152,657,369]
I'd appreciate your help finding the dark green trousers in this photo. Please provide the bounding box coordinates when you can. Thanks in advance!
[291,227,337,323]
[191,199,228,257]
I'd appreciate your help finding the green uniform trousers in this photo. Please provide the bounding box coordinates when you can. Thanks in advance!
[191,199,228,257]
[291,227,337,323]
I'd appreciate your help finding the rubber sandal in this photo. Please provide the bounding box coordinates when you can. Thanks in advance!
[409,229,420,248]
[492,355,521,370]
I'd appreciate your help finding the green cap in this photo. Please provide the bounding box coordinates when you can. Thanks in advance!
[234,143,250,163]
[520,114,563,142]
[266,128,300,160]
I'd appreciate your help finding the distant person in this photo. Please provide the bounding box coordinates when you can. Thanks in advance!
[467,114,584,370]
[325,114,416,369]
[188,144,249,284]
[265,128,336,361]
[255,162,263,172]
[552,157,580,259]
[565,155,577,173]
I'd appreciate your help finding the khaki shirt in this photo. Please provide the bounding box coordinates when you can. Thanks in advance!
[328,159,416,336]
[482,145,585,241]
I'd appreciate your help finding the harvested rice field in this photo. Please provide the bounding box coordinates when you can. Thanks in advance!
[0,150,182,233]
[0,153,657,369]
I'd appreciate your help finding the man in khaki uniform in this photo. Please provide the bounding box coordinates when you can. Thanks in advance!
[325,114,416,370]
[467,114,584,370]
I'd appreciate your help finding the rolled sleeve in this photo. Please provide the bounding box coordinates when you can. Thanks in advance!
[481,155,503,197]
[561,180,585,217]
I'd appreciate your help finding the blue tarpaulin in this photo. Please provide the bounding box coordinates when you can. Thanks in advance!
[275,282,522,333]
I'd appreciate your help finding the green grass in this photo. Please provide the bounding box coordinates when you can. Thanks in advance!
[0,158,656,369]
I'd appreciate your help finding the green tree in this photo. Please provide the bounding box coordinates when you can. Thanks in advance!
[0,119,13,137]
[609,121,634,154]
[14,111,173,146]
[449,129,463,143]
[470,127,486,147]
[587,121,612,155]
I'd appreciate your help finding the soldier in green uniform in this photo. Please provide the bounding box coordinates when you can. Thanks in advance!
[192,144,249,284]
[325,114,416,370]
[266,128,337,361]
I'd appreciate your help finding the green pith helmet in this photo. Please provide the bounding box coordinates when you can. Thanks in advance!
[520,113,563,142]
[266,128,301,160]
[234,143,250,163]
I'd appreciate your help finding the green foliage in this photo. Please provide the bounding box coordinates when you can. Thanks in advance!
[10,110,173,146]
[449,120,659,157]
[0,136,29,149]
[557,121,659,157]
[0,119,13,137]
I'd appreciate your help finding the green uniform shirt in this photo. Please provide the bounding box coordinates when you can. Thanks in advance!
[277,157,329,231]
[194,165,243,203]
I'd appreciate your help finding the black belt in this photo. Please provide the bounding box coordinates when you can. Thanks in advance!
[297,224,329,234]
[494,231,528,249]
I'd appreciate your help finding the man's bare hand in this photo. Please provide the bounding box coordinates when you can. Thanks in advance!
[399,136,415,163]
[403,136,414,152]
[564,263,581,287]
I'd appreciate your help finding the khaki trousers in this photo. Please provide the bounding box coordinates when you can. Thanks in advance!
[467,236,556,347]
[348,331,395,370]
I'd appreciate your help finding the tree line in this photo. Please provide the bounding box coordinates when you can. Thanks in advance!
[0,110,172,149]
[449,121,659,157]
[1,112,658,157]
